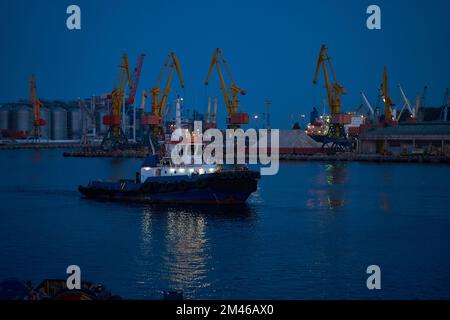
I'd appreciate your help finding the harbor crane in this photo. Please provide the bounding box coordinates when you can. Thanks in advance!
[360,91,375,119]
[313,44,350,150]
[127,54,145,106]
[101,53,132,150]
[398,85,416,120]
[29,74,46,140]
[205,48,248,129]
[380,66,397,125]
[141,52,185,145]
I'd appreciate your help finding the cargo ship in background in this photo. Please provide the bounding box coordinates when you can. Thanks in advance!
[305,107,329,143]
[305,106,367,142]
[305,120,328,142]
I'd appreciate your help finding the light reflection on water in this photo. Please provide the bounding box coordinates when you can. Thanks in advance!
[164,209,209,291]
[306,163,347,210]
[134,204,255,299]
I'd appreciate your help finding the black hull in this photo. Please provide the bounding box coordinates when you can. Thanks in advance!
[79,170,260,205]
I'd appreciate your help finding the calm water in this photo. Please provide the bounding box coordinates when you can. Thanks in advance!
[0,149,449,299]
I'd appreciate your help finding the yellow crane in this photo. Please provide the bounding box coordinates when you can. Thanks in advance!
[102,53,132,150]
[380,66,395,123]
[212,96,218,125]
[313,44,347,117]
[313,44,348,141]
[205,48,248,128]
[141,52,184,140]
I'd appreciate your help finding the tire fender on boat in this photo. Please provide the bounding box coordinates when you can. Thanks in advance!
[197,179,207,188]
[178,181,189,191]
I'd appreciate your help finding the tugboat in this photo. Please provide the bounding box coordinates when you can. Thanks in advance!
[79,155,260,204]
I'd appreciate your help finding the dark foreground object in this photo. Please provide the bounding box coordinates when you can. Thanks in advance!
[0,279,121,300]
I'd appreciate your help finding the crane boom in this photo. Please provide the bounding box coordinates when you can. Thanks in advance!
[101,53,132,149]
[312,45,352,148]
[112,53,132,122]
[398,85,415,118]
[147,52,184,125]
[360,91,375,115]
[205,49,232,115]
[381,66,393,121]
[159,53,184,118]
[127,53,145,106]
[205,48,248,127]
[140,52,184,148]
[29,74,45,139]
[313,44,346,117]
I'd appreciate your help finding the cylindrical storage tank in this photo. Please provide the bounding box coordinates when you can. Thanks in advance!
[0,105,10,130]
[40,107,51,139]
[95,107,109,134]
[67,108,81,139]
[51,107,68,140]
[11,105,33,133]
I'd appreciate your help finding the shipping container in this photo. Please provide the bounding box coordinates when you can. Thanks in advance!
[102,115,121,126]
[230,113,249,125]
[142,115,159,125]
[331,113,352,124]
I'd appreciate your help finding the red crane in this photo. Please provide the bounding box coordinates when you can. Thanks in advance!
[29,74,46,139]
[127,54,145,106]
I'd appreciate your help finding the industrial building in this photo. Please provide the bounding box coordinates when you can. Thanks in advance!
[358,122,450,156]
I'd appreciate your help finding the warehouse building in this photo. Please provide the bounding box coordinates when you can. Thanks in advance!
[358,122,450,156]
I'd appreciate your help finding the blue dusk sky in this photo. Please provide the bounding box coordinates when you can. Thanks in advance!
[0,0,449,128]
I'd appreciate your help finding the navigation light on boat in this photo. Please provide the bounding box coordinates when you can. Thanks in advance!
[209,168,215,173]
[199,168,205,175]
[143,167,151,171]
[170,168,175,173]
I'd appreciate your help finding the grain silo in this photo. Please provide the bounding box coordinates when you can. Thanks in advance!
[51,107,68,140]
[67,108,82,139]
[11,105,33,133]
[0,105,10,130]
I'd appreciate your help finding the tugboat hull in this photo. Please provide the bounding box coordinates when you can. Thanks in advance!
[79,171,260,205]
